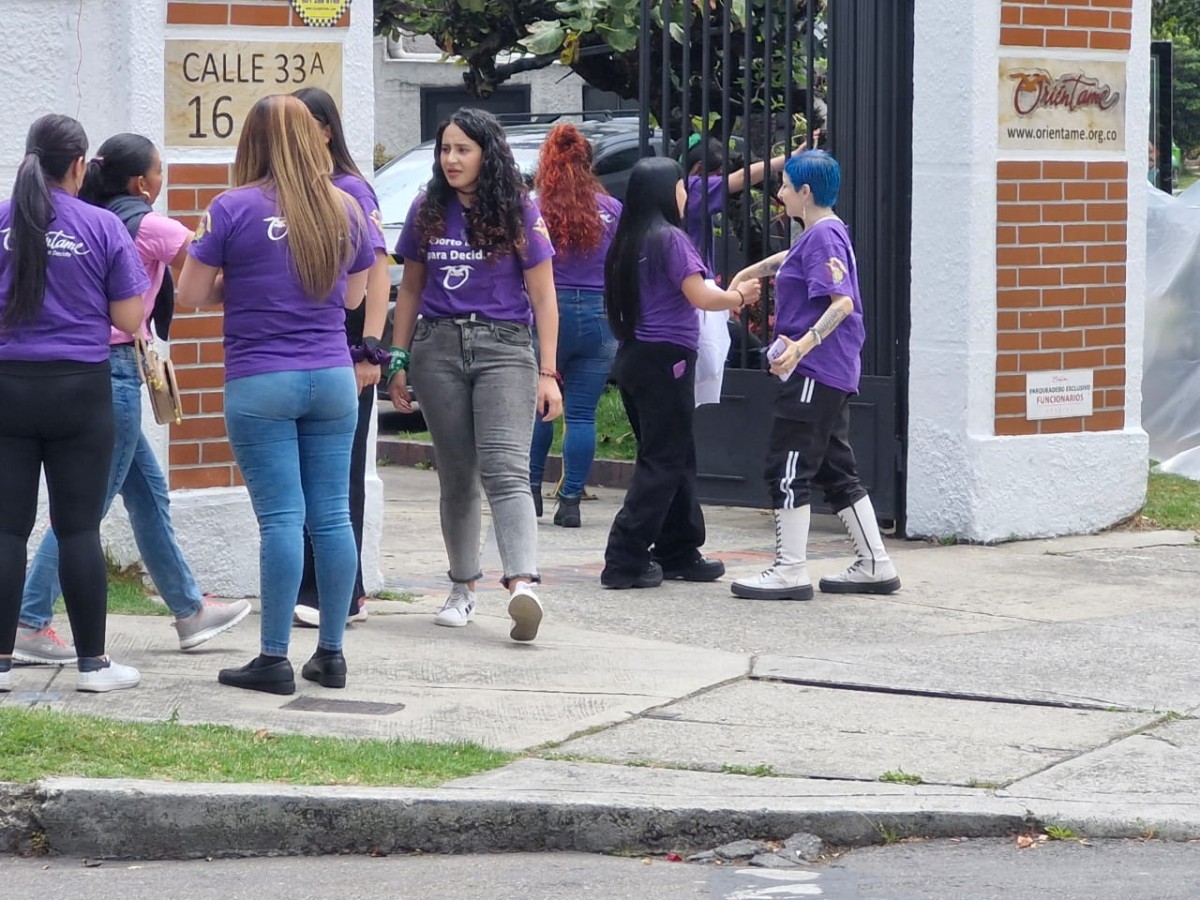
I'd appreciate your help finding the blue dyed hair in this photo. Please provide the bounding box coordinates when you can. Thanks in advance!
[784,150,840,208]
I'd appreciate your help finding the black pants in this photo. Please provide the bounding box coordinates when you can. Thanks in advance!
[765,374,867,512]
[297,382,374,614]
[603,340,706,576]
[0,362,114,658]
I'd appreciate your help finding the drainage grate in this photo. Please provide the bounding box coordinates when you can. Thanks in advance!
[282,697,405,716]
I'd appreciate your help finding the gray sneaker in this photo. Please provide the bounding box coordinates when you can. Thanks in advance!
[174,599,251,650]
[13,625,75,665]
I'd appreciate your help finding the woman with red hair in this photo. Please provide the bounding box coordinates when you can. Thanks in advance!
[528,124,622,528]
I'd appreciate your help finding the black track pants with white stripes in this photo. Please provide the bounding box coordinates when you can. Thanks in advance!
[764,374,868,512]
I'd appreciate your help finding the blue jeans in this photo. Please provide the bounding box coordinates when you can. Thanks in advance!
[19,344,204,630]
[225,366,358,656]
[530,289,616,498]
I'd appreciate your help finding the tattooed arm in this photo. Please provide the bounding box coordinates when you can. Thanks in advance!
[768,293,855,377]
[729,250,790,290]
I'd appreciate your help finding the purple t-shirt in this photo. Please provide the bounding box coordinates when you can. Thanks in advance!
[394,194,555,324]
[0,190,149,363]
[773,217,865,394]
[333,172,387,255]
[551,192,621,291]
[188,184,376,381]
[633,227,706,350]
[685,174,723,271]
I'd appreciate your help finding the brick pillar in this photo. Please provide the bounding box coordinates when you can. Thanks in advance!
[906,0,1149,541]
[154,0,376,595]
[994,0,1132,438]
[163,0,350,492]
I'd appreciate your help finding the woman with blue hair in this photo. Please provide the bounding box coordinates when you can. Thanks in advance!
[727,150,900,602]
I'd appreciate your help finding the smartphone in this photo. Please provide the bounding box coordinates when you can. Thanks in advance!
[767,336,796,382]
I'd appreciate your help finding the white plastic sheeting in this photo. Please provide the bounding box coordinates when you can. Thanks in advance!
[1143,180,1200,477]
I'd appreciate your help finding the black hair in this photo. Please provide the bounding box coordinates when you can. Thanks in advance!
[4,114,88,328]
[674,135,726,174]
[79,133,156,207]
[604,157,684,342]
[415,107,526,260]
[292,86,364,181]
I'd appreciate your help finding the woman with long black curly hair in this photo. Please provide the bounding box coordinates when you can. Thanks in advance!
[387,108,562,642]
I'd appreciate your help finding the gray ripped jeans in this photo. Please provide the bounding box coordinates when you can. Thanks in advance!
[409,315,540,586]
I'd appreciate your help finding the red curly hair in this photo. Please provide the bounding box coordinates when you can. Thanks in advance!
[533,124,606,254]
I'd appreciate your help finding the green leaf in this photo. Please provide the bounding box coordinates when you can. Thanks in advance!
[520,20,567,55]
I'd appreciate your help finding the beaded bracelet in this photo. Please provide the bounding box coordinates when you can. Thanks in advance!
[539,369,562,386]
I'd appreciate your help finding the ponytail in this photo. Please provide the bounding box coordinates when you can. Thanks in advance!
[4,151,53,327]
[79,133,156,207]
[3,114,89,328]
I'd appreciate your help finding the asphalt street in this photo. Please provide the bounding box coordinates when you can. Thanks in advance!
[4,841,1199,899]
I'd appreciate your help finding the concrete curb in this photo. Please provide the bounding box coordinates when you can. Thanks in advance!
[377,438,635,490]
[5,776,1200,859]
[2,777,1029,860]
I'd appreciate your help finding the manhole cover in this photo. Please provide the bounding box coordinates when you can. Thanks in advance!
[282,697,405,716]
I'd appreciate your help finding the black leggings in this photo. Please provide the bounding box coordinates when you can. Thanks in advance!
[0,362,114,658]
[296,382,374,613]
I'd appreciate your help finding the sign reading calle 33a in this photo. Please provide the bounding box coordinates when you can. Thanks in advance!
[289,0,351,27]
[164,41,343,148]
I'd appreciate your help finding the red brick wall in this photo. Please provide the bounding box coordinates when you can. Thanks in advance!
[165,163,241,491]
[167,0,350,27]
[994,0,1132,437]
[999,0,1131,51]
[994,161,1127,436]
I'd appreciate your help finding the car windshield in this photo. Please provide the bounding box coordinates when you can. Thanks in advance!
[376,145,542,230]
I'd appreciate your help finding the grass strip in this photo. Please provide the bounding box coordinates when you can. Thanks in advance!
[1143,469,1200,531]
[0,707,513,787]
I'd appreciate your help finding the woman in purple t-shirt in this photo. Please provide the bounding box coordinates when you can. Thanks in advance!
[600,158,760,590]
[387,108,562,643]
[13,133,250,665]
[728,151,900,602]
[528,124,622,529]
[290,87,392,631]
[0,115,149,694]
[178,96,375,695]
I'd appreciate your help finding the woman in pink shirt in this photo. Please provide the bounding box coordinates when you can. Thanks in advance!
[12,134,250,668]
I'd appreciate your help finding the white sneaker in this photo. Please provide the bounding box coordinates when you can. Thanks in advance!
[433,584,476,628]
[293,604,320,628]
[507,581,543,643]
[76,657,141,693]
[0,667,11,692]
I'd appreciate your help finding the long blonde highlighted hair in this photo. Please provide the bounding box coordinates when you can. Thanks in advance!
[233,94,360,300]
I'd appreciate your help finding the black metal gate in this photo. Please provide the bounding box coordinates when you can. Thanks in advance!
[636,0,913,529]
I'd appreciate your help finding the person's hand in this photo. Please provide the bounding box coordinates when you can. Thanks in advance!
[792,129,821,156]
[537,375,563,422]
[388,369,412,413]
[355,360,381,392]
[736,279,762,309]
[769,334,809,377]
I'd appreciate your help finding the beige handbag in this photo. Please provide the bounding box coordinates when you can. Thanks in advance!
[134,337,184,426]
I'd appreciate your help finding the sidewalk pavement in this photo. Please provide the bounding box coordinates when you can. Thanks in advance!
[4,462,1200,858]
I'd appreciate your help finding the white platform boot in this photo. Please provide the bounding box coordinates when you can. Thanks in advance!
[731,506,814,601]
[819,496,901,594]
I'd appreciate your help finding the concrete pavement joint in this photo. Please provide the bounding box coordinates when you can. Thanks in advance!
[749,674,1136,712]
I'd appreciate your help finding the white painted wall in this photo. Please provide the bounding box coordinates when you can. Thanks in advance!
[4,0,382,598]
[907,0,1149,541]
[373,37,588,159]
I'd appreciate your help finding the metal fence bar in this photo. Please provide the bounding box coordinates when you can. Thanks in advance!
[638,0,651,157]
